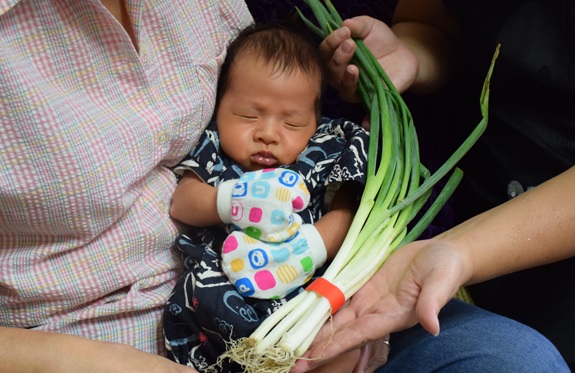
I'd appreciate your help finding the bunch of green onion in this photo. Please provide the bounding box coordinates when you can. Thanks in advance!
[219,1,499,371]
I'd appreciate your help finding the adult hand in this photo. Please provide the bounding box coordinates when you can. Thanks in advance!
[0,327,196,373]
[292,238,470,372]
[351,337,391,373]
[319,16,418,101]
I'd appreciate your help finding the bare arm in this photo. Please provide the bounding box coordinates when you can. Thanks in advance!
[391,0,460,94]
[293,167,575,372]
[319,0,460,98]
[377,166,575,335]
[439,166,575,286]
[0,327,195,373]
[314,182,361,260]
[170,172,221,227]
[171,169,360,259]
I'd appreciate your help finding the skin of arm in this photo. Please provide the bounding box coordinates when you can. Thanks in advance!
[391,0,460,94]
[0,326,195,373]
[293,166,575,372]
[318,0,459,98]
[170,172,221,227]
[170,171,360,261]
[439,166,575,286]
[314,181,360,260]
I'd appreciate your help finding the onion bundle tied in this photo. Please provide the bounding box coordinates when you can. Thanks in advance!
[220,1,499,371]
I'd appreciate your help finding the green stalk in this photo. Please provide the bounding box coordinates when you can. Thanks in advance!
[250,291,308,343]
[323,0,344,25]
[277,297,331,352]
[400,168,463,245]
[224,3,498,371]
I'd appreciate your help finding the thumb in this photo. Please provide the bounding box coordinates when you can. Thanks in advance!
[415,276,461,336]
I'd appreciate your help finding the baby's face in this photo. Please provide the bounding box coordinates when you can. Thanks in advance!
[217,53,320,171]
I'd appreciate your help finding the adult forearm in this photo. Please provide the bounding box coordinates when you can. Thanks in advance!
[0,327,194,373]
[439,167,575,285]
[392,0,459,94]
[0,327,125,372]
[391,22,456,94]
[0,327,46,372]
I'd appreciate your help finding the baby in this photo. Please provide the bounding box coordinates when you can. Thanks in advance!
[164,21,369,372]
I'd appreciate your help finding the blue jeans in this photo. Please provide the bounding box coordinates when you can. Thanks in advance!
[377,299,569,372]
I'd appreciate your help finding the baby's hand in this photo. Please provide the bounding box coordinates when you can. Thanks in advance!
[221,225,326,299]
[217,169,310,242]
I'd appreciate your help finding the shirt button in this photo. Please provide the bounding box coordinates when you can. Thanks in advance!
[159,200,168,212]
[157,130,169,144]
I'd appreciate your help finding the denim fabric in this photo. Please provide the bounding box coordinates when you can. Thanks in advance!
[378,299,569,372]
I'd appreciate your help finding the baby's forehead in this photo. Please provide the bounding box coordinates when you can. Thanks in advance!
[231,51,321,81]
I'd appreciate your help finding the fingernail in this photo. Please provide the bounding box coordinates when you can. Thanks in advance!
[341,40,353,54]
[335,26,349,39]
[433,320,441,336]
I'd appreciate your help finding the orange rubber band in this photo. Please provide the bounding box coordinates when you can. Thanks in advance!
[306,278,346,314]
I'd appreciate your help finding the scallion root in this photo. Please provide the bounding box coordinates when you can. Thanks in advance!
[217,337,296,373]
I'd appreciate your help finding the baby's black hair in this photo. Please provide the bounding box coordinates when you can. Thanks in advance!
[216,20,326,118]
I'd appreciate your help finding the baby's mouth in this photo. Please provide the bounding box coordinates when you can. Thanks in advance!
[251,152,278,167]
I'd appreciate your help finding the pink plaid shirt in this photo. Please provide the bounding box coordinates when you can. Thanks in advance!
[0,0,252,354]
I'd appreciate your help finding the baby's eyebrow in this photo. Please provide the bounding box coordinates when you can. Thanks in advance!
[283,110,308,120]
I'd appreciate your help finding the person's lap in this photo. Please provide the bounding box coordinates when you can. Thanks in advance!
[377,299,569,372]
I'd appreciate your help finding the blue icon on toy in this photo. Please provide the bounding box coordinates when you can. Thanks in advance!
[235,278,255,297]
[232,182,248,198]
[279,170,299,187]
[248,248,269,269]
[250,181,270,199]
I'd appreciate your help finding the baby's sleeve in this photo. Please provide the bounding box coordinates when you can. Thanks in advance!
[173,123,224,185]
[324,118,370,186]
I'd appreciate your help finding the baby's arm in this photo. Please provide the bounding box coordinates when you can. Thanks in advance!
[220,181,361,299]
[314,182,361,260]
[170,172,221,227]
